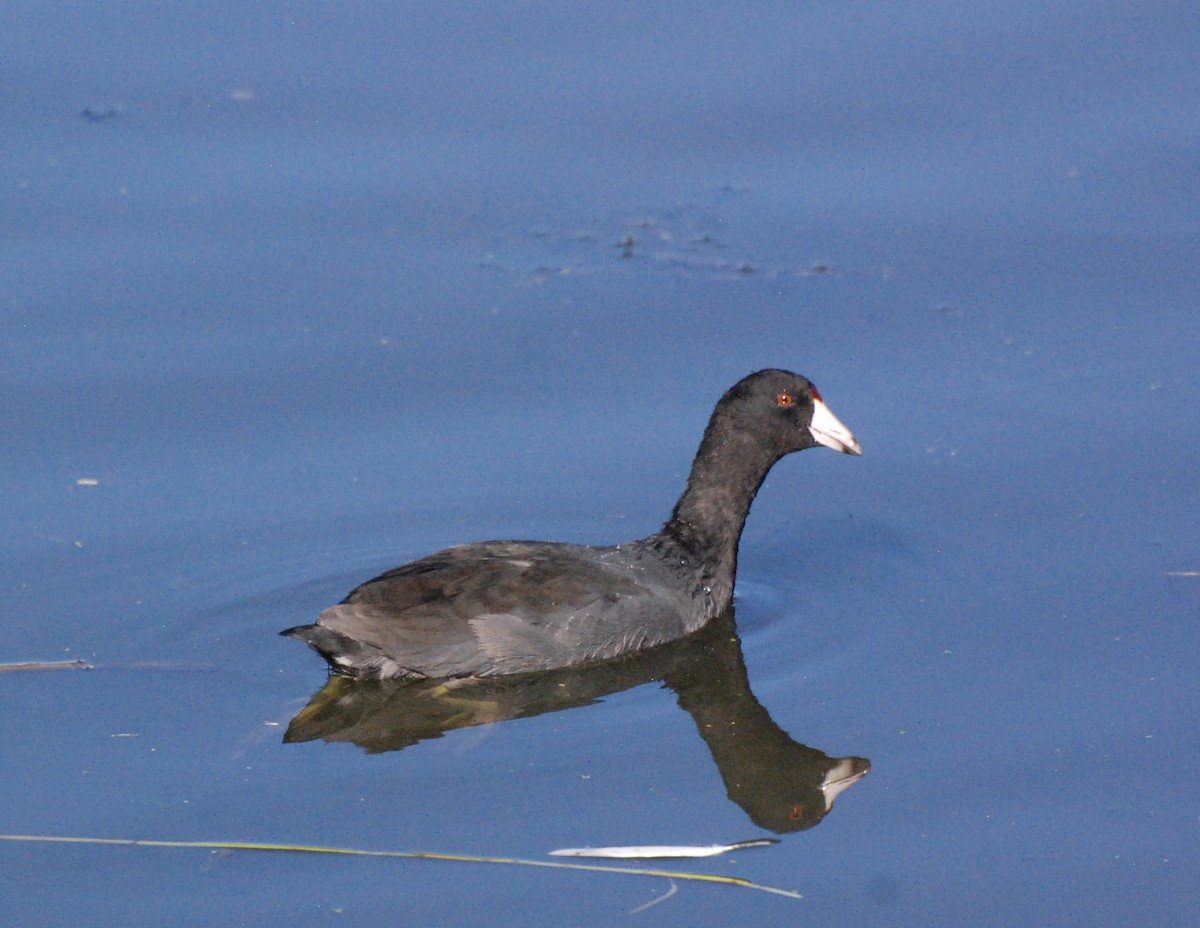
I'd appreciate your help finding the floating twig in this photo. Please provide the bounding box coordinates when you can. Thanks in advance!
[0,660,92,673]
[630,879,678,913]
[0,833,802,900]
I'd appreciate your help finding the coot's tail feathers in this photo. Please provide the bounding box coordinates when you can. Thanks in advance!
[280,623,352,664]
[280,623,425,680]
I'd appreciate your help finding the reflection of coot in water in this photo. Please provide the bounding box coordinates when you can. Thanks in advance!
[282,369,860,680]
[284,610,870,834]
[664,613,870,833]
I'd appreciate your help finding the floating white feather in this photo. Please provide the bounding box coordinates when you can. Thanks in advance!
[548,838,778,859]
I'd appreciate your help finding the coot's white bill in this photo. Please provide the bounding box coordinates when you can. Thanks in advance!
[809,396,862,455]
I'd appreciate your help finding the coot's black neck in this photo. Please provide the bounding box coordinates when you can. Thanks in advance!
[661,425,781,603]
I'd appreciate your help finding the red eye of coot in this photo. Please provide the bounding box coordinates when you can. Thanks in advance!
[775,391,794,408]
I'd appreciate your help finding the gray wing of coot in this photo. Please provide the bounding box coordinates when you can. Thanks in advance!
[285,541,690,679]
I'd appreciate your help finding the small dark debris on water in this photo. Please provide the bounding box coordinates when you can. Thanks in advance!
[617,234,636,258]
[81,107,121,123]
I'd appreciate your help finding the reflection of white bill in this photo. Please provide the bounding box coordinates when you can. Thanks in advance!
[548,838,778,859]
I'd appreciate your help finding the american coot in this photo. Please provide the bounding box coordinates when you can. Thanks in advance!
[282,369,860,680]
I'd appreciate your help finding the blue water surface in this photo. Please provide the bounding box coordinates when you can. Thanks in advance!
[3,3,1197,925]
